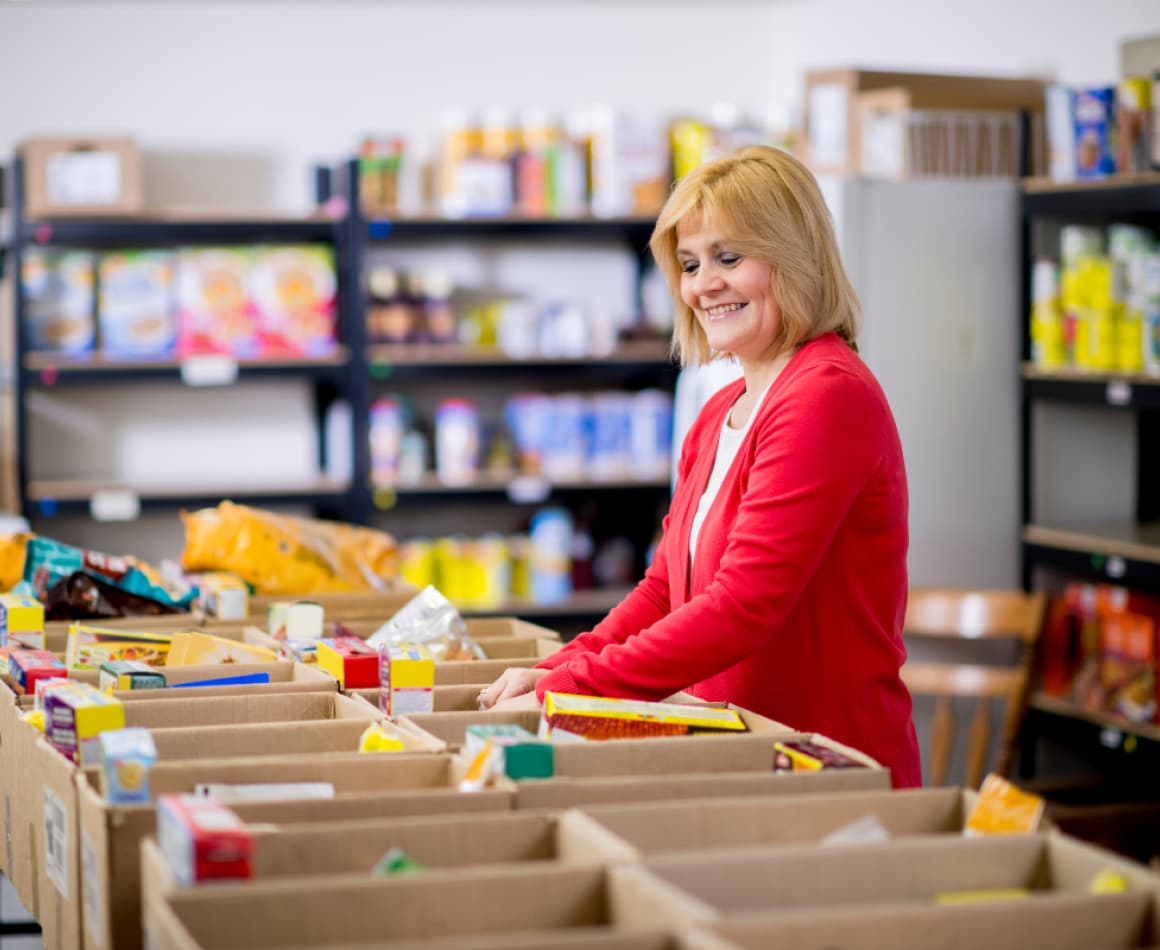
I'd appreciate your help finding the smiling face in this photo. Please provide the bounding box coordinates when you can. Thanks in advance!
[676,213,780,366]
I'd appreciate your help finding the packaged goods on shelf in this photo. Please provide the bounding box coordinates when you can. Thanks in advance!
[97,250,178,358]
[21,248,96,355]
[250,245,338,357]
[175,246,259,357]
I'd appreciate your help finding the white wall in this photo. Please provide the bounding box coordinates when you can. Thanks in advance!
[3,0,1156,211]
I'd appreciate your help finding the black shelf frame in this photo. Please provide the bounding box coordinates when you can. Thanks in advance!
[1017,175,1160,782]
[27,486,353,519]
[6,157,361,524]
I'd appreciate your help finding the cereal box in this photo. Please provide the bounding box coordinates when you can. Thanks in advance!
[250,245,337,357]
[97,250,177,358]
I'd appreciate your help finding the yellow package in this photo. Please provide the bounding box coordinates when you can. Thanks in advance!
[964,773,1045,836]
[0,533,31,592]
[539,692,746,742]
[0,592,46,650]
[358,722,407,753]
[166,631,276,666]
[180,501,397,595]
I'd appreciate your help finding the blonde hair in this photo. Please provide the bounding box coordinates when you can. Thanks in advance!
[650,145,861,367]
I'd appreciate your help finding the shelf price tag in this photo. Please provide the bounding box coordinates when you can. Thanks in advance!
[1105,381,1132,406]
[1105,555,1126,579]
[180,355,239,387]
[1098,725,1125,750]
[507,476,551,504]
[89,489,141,523]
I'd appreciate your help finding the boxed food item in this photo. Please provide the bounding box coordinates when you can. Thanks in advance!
[98,727,157,804]
[9,648,67,695]
[157,794,253,886]
[379,642,435,716]
[19,137,144,218]
[21,248,96,355]
[44,682,125,763]
[539,692,747,742]
[317,636,380,689]
[65,623,173,669]
[97,250,177,359]
[464,723,553,779]
[174,247,259,357]
[250,245,338,357]
[0,591,46,649]
[166,631,276,666]
[98,659,166,693]
[773,738,869,772]
[192,571,250,620]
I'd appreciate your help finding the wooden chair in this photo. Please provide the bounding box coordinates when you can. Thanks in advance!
[902,588,1047,789]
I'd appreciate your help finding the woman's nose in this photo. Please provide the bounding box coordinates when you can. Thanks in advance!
[690,264,723,294]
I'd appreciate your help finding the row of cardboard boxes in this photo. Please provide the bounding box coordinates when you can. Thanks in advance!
[1,600,1158,949]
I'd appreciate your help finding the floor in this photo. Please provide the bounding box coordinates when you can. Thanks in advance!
[0,875,41,949]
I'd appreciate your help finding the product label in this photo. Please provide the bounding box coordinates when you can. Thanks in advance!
[43,785,69,899]
[82,831,102,946]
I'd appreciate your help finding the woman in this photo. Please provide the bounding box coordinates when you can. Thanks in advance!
[480,145,921,788]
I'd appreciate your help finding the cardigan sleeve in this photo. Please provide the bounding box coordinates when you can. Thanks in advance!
[536,361,888,700]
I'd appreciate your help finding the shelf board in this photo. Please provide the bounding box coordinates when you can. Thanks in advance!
[1021,364,1160,409]
[1023,522,1160,590]
[365,215,656,242]
[22,348,351,384]
[367,340,674,370]
[372,471,669,501]
[17,213,339,248]
[1021,173,1160,216]
[1029,692,1160,745]
[26,476,351,516]
[463,586,630,619]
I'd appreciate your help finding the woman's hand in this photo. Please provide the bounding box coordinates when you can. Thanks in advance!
[477,667,548,709]
[490,690,542,712]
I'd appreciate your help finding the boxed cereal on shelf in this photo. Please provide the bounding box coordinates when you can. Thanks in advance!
[21,248,96,355]
[174,246,259,357]
[97,250,177,358]
[250,244,338,357]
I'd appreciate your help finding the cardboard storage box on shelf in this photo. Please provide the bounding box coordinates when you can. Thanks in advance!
[75,752,508,950]
[19,137,145,218]
[701,889,1160,950]
[607,831,1160,930]
[145,864,668,950]
[1121,33,1160,78]
[800,68,1045,174]
[6,689,373,950]
[400,705,810,778]
[138,808,642,939]
[853,86,1035,179]
[574,786,981,858]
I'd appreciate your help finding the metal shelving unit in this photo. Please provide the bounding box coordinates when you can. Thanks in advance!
[7,157,360,526]
[1017,174,1160,780]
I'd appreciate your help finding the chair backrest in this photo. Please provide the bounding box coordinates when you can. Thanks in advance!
[902,588,1047,789]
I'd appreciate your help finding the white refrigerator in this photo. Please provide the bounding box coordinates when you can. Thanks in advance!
[818,176,1020,588]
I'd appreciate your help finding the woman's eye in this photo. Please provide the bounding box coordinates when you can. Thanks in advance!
[719,253,741,266]
[680,260,698,275]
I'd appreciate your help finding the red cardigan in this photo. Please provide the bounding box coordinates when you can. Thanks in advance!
[535,332,922,788]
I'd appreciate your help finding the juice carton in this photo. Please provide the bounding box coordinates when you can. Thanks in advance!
[0,592,46,650]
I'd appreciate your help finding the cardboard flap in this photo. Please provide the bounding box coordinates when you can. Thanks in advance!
[607,863,718,929]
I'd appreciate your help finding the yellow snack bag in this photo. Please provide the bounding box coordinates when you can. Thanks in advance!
[0,533,31,591]
[180,502,397,595]
[964,773,1045,836]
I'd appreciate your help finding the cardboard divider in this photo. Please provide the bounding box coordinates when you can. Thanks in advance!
[399,706,796,775]
[605,832,1160,929]
[247,587,417,620]
[351,683,490,712]
[572,787,977,856]
[74,752,509,950]
[696,891,1158,950]
[144,865,652,950]
[435,657,536,685]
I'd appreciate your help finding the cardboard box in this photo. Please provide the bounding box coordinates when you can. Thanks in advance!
[138,808,636,938]
[143,865,659,950]
[607,831,1160,929]
[698,890,1158,950]
[1122,34,1160,79]
[11,689,375,950]
[76,752,506,950]
[20,137,145,219]
[247,585,417,620]
[402,706,800,776]
[574,787,978,857]
[854,87,1028,179]
[352,682,492,712]
[801,68,1045,173]
[435,656,538,685]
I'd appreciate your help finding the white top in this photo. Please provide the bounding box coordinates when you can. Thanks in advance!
[688,379,772,561]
